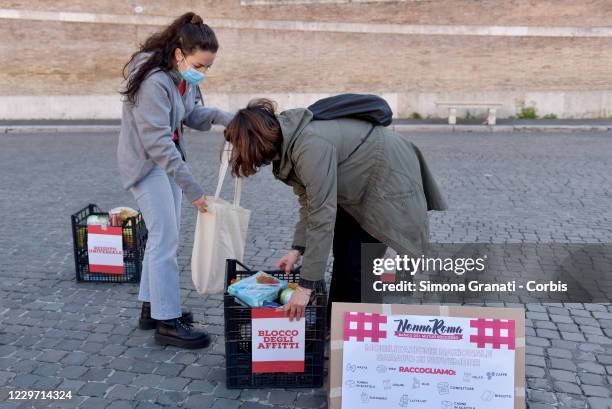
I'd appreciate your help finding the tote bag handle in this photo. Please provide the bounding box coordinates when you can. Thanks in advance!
[214,142,242,207]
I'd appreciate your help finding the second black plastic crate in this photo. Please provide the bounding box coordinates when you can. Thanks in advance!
[224,259,327,389]
[71,204,147,283]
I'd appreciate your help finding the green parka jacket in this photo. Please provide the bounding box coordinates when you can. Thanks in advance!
[272,108,447,282]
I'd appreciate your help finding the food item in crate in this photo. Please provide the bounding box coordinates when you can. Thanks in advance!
[256,274,280,285]
[227,271,288,307]
[76,226,87,249]
[279,287,295,305]
[119,211,139,248]
[109,209,122,227]
[123,229,134,248]
[288,282,298,289]
[86,214,109,226]
[110,207,139,224]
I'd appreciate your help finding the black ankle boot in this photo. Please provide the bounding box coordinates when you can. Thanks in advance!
[154,317,211,349]
[139,302,194,330]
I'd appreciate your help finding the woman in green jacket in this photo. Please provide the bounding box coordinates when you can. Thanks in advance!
[223,99,446,321]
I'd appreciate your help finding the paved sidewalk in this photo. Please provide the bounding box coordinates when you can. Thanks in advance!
[0,130,611,408]
[3,119,612,134]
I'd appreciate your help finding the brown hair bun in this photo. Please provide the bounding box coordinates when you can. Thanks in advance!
[190,14,203,24]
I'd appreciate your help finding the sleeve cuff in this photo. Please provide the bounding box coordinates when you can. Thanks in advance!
[217,110,234,127]
[298,278,326,293]
[184,184,205,203]
[291,245,305,255]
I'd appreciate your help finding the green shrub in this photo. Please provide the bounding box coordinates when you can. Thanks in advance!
[542,113,557,119]
[517,106,538,119]
[410,112,422,120]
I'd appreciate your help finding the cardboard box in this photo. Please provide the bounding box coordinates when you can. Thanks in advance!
[329,303,525,409]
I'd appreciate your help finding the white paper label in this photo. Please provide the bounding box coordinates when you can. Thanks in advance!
[341,312,516,409]
[251,308,306,373]
[87,225,124,274]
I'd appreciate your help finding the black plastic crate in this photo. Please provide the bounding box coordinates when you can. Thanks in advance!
[71,204,147,283]
[224,259,327,389]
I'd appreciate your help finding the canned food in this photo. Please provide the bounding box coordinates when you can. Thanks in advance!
[123,230,134,248]
[279,287,295,305]
[109,210,122,227]
[77,226,87,249]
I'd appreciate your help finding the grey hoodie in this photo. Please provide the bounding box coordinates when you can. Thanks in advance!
[272,109,447,281]
[117,52,233,202]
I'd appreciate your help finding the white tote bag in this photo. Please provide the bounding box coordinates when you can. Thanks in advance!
[191,142,251,294]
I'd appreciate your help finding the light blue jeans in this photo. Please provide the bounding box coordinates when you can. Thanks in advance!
[130,165,182,320]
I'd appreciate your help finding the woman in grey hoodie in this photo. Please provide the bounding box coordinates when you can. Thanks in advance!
[117,12,233,349]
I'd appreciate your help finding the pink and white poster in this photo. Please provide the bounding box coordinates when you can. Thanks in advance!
[341,312,516,409]
[251,308,305,373]
[87,225,124,275]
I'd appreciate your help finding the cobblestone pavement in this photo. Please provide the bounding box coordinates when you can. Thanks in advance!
[1,130,611,409]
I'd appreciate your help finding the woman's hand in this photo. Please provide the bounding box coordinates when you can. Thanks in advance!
[192,195,208,212]
[276,249,301,273]
[281,286,312,321]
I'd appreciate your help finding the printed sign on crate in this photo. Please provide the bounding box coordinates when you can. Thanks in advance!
[329,303,525,409]
[251,308,305,373]
[87,225,124,274]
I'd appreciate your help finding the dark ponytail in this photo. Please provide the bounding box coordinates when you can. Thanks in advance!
[121,12,219,104]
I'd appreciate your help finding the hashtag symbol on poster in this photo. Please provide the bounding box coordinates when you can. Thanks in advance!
[343,312,387,342]
[469,318,515,350]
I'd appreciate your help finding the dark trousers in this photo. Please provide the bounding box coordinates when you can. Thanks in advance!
[327,207,386,325]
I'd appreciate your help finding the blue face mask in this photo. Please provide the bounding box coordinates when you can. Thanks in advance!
[180,66,205,86]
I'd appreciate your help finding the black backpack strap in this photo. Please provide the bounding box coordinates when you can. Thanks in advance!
[308,93,393,126]
[338,124,376,166]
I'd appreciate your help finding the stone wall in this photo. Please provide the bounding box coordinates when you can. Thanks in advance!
[1,1,611,118]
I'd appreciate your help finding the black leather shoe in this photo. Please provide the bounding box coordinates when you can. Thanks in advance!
[154,318,211,349]
[139,302,194,330]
